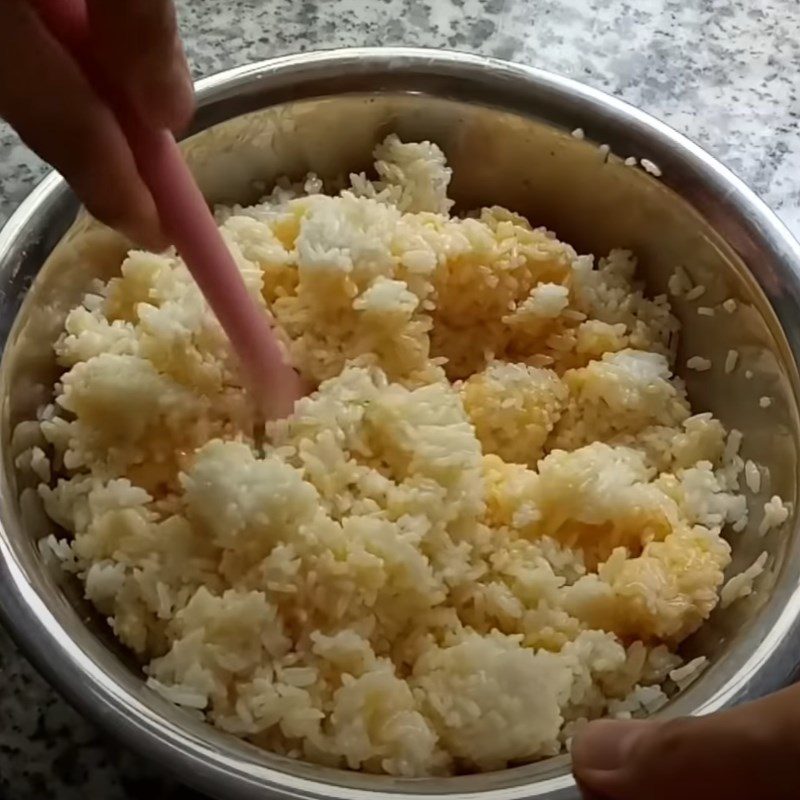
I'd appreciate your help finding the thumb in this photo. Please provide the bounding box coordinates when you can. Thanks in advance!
[572,683,800,800]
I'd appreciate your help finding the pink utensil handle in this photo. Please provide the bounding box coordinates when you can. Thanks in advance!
[32,0,300,417]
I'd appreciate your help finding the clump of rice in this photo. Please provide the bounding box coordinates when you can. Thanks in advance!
[16,135,785,777]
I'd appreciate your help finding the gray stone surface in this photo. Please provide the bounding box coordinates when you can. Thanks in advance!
[0,0,799,796]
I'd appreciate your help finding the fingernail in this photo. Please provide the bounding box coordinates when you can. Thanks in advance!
[130,74,193,134]
[573,719,651,772]
[126,45,194,135]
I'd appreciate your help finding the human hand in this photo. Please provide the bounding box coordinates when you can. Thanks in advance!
[0,0,194,248]
[572,682,800,799]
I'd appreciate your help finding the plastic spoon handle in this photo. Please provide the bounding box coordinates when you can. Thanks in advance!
[32,0,301,418]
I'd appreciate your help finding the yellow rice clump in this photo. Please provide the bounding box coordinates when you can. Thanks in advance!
[22,135,750,776]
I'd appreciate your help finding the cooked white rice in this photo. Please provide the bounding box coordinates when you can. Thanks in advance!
[668,266,692,297]
[668,655,707,688]
[759,495,790,536]
[687,356,712,372]
[720,552,768,608]
[640,158,663,177]
[744,460,761,494]
[16,135,785,776]
[685,285,706,301]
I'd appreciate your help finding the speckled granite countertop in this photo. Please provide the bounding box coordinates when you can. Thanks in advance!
[1,0,799,797]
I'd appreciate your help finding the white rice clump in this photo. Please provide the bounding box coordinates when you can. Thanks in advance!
[17,135,782,776]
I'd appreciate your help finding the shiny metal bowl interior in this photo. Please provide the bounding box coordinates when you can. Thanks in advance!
[1,48,800,800]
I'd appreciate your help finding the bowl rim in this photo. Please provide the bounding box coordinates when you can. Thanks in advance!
[2,46,800,800]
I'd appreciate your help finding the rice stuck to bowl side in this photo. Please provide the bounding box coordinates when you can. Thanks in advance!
[15,136,778,776]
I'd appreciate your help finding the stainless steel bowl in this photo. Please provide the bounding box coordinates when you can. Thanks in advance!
[1,48,800,800]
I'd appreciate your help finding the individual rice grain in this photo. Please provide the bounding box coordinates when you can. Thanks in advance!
[669,656,707,689]
[668,266,692,297]
[685,285,706,301]
[720,552,768,608]
[687,356,712,372]
[640,158,662,177]
[724,428,744,462]
[759,496,789,536]
[744,460,761,494]
[724,349,739,374]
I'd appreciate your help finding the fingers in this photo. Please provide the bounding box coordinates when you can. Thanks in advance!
[0,0,165,248]
[572,683,800,800]
[86,0,194,134]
